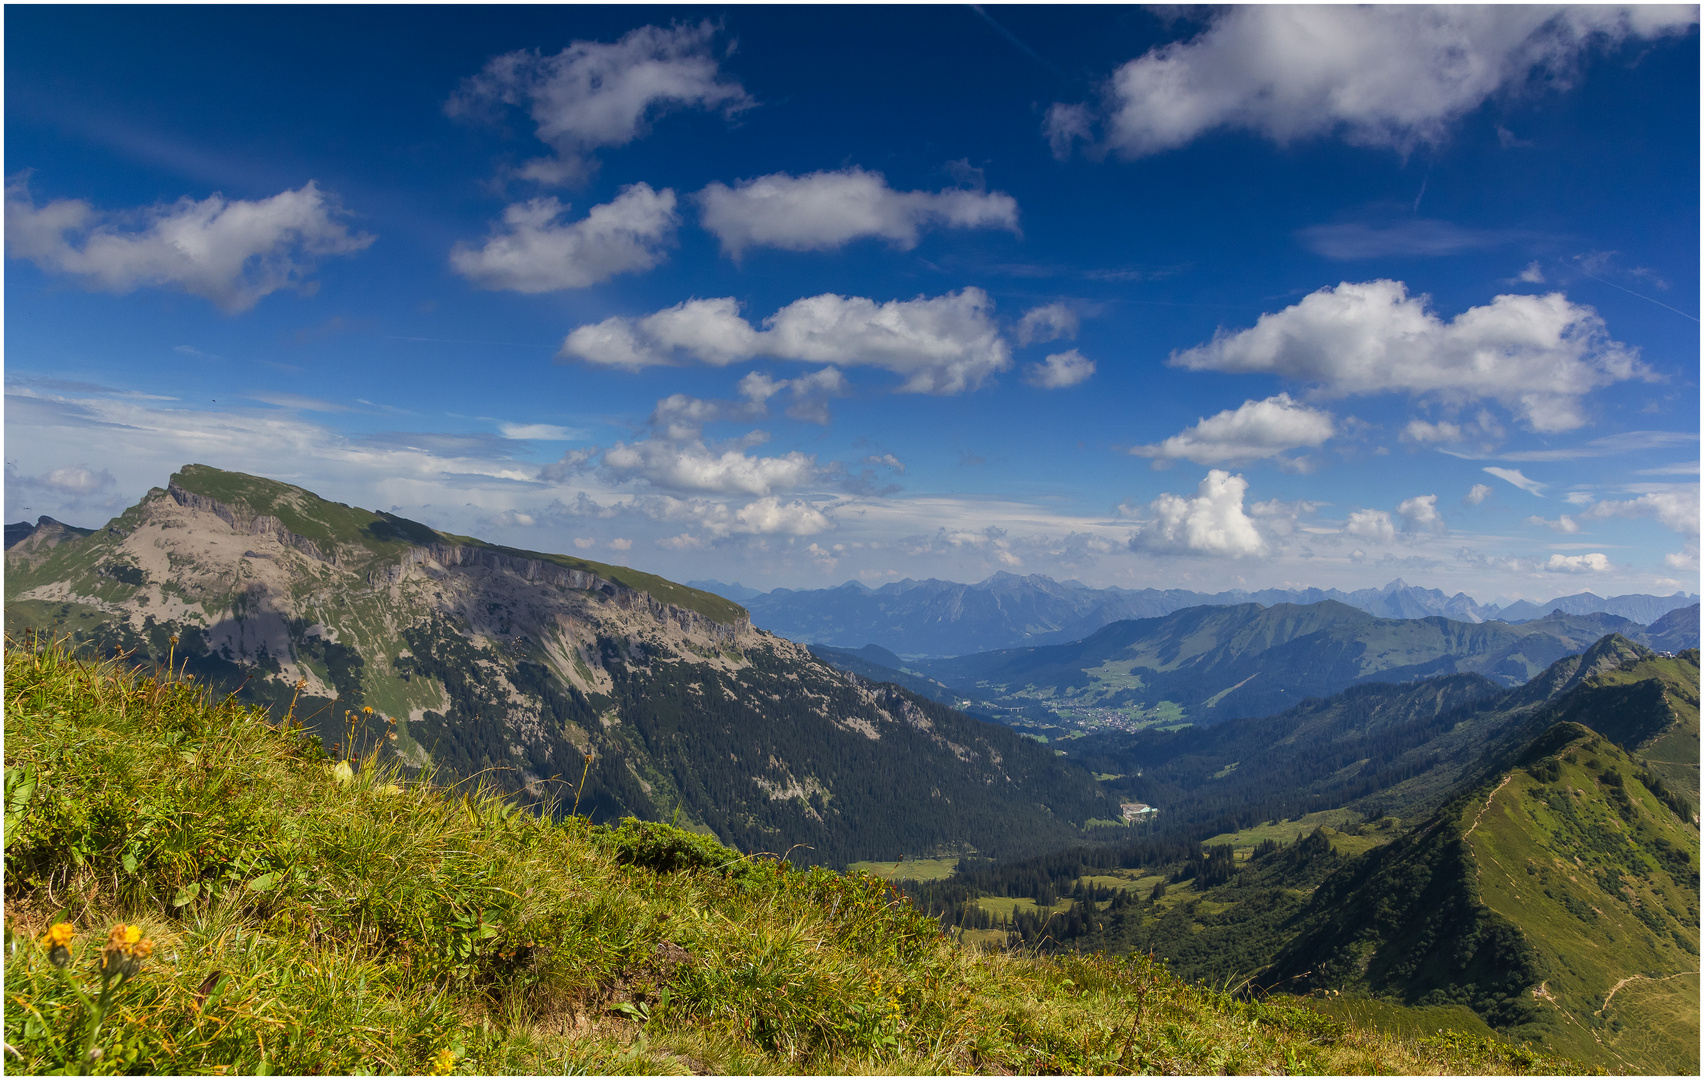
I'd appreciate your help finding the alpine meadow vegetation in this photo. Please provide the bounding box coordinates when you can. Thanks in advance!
[3,635,1589,1075]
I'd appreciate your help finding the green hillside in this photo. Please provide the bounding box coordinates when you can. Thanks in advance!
[1,639,1583,1075]
[1266,721,1699,1074]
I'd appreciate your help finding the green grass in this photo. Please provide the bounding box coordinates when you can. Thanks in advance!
[3,637,1591,1075]
[845,857,960,882]
[1287,995,1498,1040]
[972,896,1076,921]
[1202,808,1367,852]
[1462,732,1700,1075]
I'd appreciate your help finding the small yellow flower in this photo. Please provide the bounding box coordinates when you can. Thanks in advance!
[362,706,374,715]
[99,924,153,979]
[40,922,74,968]
[430,1047,456,1075]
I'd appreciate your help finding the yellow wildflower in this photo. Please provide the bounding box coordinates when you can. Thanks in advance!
[100,924,154,980]
[40,922,74,968]
[430,1047,456,1075]
[362,705,374,715]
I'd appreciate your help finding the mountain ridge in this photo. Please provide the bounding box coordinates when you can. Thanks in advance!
[726,570,1696,656]
[4,465,1117,864]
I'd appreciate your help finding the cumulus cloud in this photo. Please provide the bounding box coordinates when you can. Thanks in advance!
[645,367,852,437]
[735,496,833,536]
[450,183,677,292]
[5,177,373,313]
[1051,6,1698,159]
[1397,494,1445,532]
[1528,514,1581,533]
[1133,393,1334,466]
[1024,349,1096,390]
[560,287,1012,394]
[1345,508,1396,544]
[1171,280,1643,432]
[602,437,818,497]
[447,23,751,183]
[1583,489,1700,535]
[1547,552,1610,573]
[1484,466,1546,497]
[1464,483,1494,506]
[1015,302,1079,346]
[696,167,1018,255]
[1129,470,1267,557]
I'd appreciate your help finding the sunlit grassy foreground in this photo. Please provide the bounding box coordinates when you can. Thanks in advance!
[3,638,1588,1075]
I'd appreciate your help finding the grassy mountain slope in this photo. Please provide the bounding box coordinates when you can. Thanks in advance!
[2,640,1583,1075]
[1266,720,1699,1074]
[915,600,1660,729]
[4,466,1117,864]
[895,640,1699,1072]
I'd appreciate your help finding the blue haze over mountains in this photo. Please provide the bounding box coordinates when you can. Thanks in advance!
[689,573,1699,657]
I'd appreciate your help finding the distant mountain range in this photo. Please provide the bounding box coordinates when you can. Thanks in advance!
[696,571,1698,657]
[830,600,1698,731]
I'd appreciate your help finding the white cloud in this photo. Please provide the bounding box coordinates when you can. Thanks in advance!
[37,465,117,495]
[5,177,372,313]
[602,437,818,497]
[1054,6,1698,158]
[765,290,1010,394]
[1518,261,1546,284]
[1171,280,1643,432]
[1583,489,1700,535]
[1129,470,1267,557]
[1024,349,1097,390]
[561,288,1012,395]
[572,537,596,550]
[450,184,677,292]
[696,167,1018,255]
[1134,393,1334,466]
[1043,102,1096,160]
[499,423,580,441]
[1403,419,1464,444]
[1015,302,1079,345]
[447,23,750,183]
[1345,508,1396,544]
[1401,410,1505,447]
[1484,466,1546,497]
[1397,494,1445,532]
[1527,514,1580,533]
[735,497,833,536]
[648,393,755,441]
[1464,483,1494,506]
[640,297,763,364]
[1547,552,1610,573]
[608,538,633,551]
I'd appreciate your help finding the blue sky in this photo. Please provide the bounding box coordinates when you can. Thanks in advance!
[5,5,1699,600]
